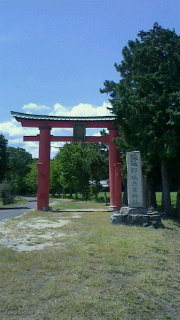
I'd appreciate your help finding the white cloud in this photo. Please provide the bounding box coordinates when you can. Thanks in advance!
[8,138,24,145]
[0,119,39,137]
[50,103,70,116]
[51,127,72,136]
[22,103,52,113]
[68,102,112,117]
[24,127,39,135]
[0,119,24,137]
[23,142,39,159]
[49,102,112,117]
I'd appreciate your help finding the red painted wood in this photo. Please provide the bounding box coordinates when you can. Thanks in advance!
[115,163,122,210]
[15,118,113,129]
[50,136,109,143]
[24,135,40,141]
[108,128,120,209]
[24,135,109,143]
[37,127,51,210]
[85,136,109,143]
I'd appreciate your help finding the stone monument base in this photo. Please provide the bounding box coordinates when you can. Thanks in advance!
[120,206,148,215]
[111,207,164,229]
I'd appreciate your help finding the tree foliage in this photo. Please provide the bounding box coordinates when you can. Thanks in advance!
[101,23,180,216]
[25,160,38,195]
[51,142,108,199]
[0,181,14,205]
[7,147,33,194]
[50,158,63,196]
[0,134,8,182]
[55,143,89,198]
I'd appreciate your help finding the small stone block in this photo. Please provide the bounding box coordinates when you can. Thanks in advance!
[120,206,148,215]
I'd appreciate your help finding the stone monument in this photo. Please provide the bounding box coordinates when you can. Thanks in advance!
[111,151,164,228]
[126,151,145,210]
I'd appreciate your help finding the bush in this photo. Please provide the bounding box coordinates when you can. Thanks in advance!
[0,182,14,205]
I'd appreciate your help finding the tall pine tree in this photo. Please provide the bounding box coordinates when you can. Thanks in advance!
[101,23,180,217]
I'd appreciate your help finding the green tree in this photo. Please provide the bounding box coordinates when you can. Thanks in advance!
[52,142,108,200]
[54,143,90,199]
[0,181,14,205]
[85,143,108,200]
[7,147,33,194]
[50,158,62,197]
[25,160,38,195]
[0,134,8,182]
[101,23,180,217]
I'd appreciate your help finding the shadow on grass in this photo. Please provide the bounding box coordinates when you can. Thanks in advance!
[0,206,31,210]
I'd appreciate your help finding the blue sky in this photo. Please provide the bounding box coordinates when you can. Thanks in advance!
[0,0,179,158]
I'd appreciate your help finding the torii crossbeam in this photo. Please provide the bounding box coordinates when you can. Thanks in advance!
[11,111,122,211]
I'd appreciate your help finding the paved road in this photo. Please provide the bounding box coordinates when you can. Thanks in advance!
[0,197,37,223]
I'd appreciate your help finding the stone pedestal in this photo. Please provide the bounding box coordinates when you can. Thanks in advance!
[120,206,148,215]
[111,206,164,229]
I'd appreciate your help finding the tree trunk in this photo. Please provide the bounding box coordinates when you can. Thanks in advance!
[161,160,172,218]
[176,183,180,219]
[147,184,157,209]
[123,181,128,206]
[62,186,66,198]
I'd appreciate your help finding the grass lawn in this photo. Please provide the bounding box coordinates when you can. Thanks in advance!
[156,192,177,209]
[51,198,110,210]
[0,199,179,320]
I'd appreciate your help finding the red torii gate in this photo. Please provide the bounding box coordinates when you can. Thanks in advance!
[11,111,122,211]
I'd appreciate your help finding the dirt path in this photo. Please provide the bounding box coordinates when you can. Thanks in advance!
[0,210,82,252]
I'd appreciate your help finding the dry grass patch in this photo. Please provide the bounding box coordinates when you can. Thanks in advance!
[51,198,109,211]
[0,204,179,320]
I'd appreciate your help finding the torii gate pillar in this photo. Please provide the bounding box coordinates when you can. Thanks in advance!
[37,126,51,211]
[108,127,122,210]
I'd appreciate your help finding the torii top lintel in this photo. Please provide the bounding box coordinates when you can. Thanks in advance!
[11,111,117,129]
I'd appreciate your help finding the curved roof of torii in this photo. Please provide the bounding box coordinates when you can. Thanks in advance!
[11,111,116,122]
